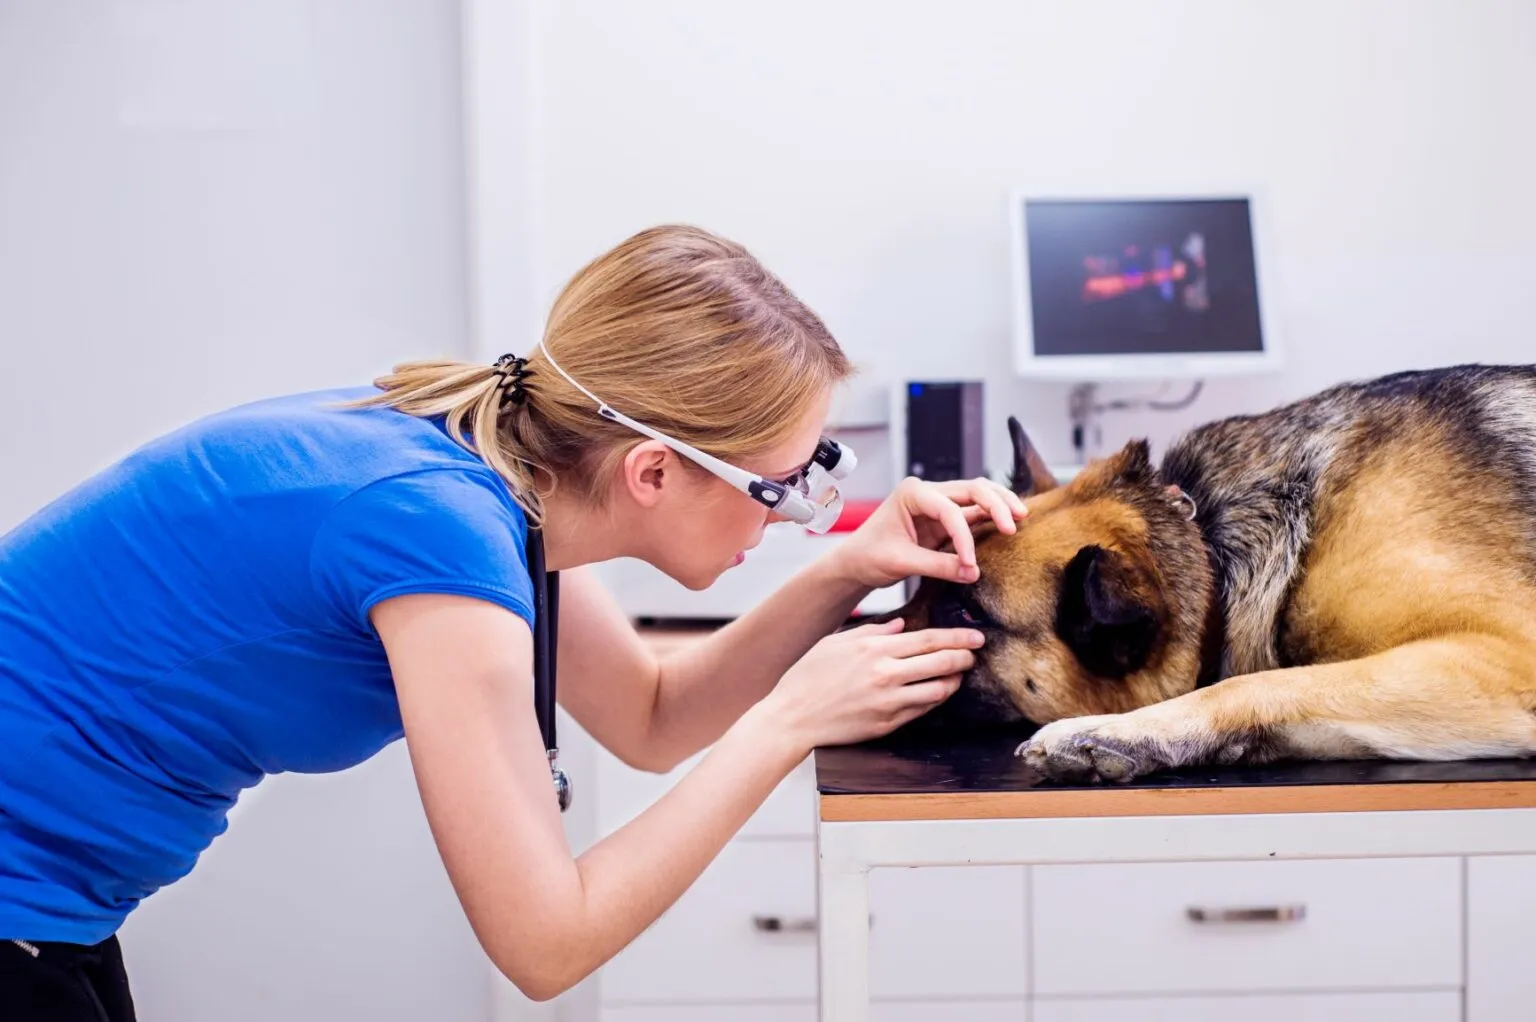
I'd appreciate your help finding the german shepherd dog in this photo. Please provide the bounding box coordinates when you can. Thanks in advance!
[895,364,1536,784]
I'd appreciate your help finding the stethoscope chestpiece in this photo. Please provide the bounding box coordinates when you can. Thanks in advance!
[549,750,572,813]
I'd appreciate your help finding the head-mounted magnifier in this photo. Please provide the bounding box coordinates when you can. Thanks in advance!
[539,347,857,534]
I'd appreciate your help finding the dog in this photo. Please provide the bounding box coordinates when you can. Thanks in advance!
[892,363,1536,784]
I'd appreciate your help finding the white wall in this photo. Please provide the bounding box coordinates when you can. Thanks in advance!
[0,0,470,531]
[1,2,494,1021]
[522,0,1536,475]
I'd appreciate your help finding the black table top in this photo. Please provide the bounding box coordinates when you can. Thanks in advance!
[814,727,1536,796]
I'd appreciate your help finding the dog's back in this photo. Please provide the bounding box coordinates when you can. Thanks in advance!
[1160,364,1536,678]
[1008,364,1536,782]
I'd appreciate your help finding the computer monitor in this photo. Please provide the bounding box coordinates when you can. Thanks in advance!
[1009,190,1282,380]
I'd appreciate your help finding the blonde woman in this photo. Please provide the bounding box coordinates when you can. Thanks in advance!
[0,225,1023,1017]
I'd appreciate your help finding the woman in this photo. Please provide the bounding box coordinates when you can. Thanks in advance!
[0,225,1023,1017]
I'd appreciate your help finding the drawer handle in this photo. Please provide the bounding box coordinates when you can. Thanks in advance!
[752,914,818,934]
[751,914,874,934]
[1186,904,1306,924]
[1179,903,1302,922]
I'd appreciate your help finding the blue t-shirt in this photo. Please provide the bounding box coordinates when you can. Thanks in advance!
[0,387,537,943]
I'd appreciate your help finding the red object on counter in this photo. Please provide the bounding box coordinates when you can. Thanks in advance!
[820,499,882,534]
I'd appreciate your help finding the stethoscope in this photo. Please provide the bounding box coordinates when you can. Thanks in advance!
[526,528,572,813]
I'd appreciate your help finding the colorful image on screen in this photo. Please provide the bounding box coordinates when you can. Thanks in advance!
[1023,198,1263,358]
[1081,233,1208,312]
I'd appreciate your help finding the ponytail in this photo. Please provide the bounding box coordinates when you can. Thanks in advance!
[353,224,854,526]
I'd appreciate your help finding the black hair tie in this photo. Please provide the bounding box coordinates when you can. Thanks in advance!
[493,353,534,411]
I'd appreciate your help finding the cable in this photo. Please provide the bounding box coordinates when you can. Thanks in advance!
[1094,379,1204,414]
[1068,379,1206,464]
[1145,379,1204,411]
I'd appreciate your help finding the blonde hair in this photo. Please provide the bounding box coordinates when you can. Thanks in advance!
[353,224,854,524]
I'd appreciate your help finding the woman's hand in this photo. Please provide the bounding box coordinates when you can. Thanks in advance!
[829,476,1028,590]
[753,617,983,752]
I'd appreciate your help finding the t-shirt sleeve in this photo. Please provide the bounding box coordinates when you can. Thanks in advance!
[309,468,536,634]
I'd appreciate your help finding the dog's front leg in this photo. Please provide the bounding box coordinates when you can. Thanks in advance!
[1018,633,1536,784]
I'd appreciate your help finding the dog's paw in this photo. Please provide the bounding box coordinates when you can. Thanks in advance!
[1015,715,1173,784]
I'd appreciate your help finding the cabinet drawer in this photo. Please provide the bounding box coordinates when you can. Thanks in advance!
[605,1006,1024,1022]
[600,839,818,1003]
[873,1002,1025,1022]
[869,865,1028,998]
[595,746,815,839]
[604,1008,815,1022]
[1034,990,1461,1022]
[1032,858,1462,996]
[599,627,815,839]
[1468,854,1536,1022]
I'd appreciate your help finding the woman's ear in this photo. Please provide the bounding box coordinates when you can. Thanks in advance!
[619,441,673,508]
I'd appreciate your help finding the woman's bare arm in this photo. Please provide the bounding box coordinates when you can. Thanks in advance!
[373,590,974,1000]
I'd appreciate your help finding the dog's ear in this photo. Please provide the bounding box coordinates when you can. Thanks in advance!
[1008,416,1059,497]
[1102,438,1155,489]
[1054,545,1160,679]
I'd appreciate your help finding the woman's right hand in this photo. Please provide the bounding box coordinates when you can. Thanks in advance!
[757,617,983,752]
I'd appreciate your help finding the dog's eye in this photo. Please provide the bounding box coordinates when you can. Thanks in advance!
[938,581,998,631]
[956,589,995,628]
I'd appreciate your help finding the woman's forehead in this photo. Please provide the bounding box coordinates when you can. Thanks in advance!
[755,390,831,476]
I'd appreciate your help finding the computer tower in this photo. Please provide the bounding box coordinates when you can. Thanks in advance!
[903,381,984,483]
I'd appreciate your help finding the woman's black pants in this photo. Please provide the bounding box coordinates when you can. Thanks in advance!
[1,935,136,1021]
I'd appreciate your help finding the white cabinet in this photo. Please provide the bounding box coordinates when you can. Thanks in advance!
[604,1005,1029,1022]
[1467,854,1536,1022]
[872,1002,1026,1022]
[595,743,816,839]
[600,844,1032,1011]
[1032,857,1463,997]
[600,838,819,1005]
[604,1008,817,1022]
[595,629,1530,1022]
[868,865,1028,1000]
[1034,991,1462,1022]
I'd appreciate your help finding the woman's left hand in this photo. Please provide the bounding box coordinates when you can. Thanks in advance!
[828,476,1028,590]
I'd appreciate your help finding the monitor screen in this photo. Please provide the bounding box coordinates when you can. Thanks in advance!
[1020,197,1266,359]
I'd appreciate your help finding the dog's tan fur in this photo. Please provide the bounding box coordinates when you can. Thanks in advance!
[899,364,1536,783]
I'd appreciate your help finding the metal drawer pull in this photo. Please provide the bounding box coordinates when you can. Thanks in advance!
[752,914,874,934]
[1186,904,1306,924]
[752,914,818,934]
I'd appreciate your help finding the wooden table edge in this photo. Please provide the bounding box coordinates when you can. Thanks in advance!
[817,779,1536,822]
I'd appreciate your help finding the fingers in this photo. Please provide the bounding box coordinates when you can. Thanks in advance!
[890,547,984,585]
[933,478,1027,534]
[903,484,977,581]
[883,647,977,686]
[840,617,906,638]
[961,505,992,524]
[878,626,985,659]
[898,476,1029,584]
[889,674,963,717]
[932,477,1028,512]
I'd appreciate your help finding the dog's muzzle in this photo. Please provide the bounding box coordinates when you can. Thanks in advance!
[892,581,1026,730]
